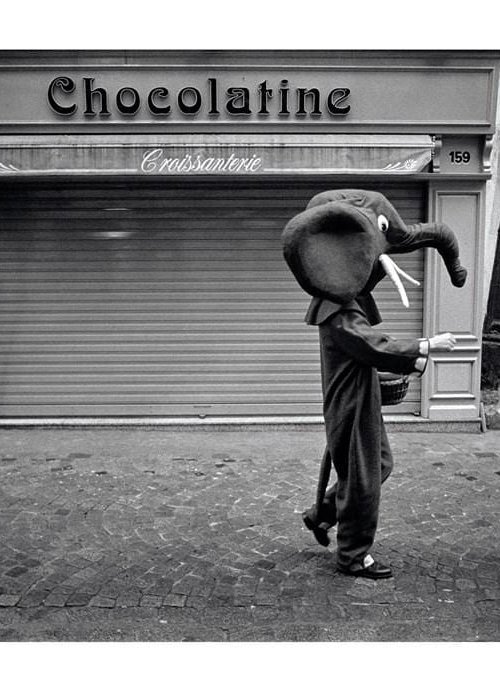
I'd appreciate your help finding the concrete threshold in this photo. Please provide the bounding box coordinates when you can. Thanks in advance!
[0,415,483,432]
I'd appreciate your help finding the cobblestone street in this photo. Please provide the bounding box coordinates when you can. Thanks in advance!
[0,427,499,641]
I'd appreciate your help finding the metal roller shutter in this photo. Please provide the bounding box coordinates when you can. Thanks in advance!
[0,179,425,419]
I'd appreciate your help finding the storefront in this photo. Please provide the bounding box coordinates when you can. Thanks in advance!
[0,51,498,426]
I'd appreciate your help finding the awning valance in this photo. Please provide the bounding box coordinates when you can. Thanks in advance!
[0,134,434,177]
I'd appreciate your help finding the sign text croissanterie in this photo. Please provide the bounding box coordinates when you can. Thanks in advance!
[141,149,263,174]
[47,77,351,118]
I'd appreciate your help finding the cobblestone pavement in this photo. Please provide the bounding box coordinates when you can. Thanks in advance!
[0,427,499,641]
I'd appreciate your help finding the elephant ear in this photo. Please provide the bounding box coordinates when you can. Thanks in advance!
[282,201,378,304]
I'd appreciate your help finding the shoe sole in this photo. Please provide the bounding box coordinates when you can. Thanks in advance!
[337,566,393,580]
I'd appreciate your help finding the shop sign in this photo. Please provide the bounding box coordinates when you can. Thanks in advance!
[0,135,434,176]
[0,65,496,133]
[47,77,351,118]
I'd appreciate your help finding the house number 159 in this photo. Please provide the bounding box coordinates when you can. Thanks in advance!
[449,151,471,164]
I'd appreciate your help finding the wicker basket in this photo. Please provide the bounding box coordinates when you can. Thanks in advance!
[378,372,410,406]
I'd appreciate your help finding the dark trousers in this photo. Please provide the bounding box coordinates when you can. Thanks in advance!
[309,416,393,567]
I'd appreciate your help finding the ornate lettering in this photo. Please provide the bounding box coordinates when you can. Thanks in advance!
[225,88,251,115]
[140,149,263,175]
[207,78,219,115]
[296,88,321,116]
[47,76,77,115]
[257,80,273,115]
[46,77,352,119]
[327,87,351,115]
[141,148,163,173]
[83,77,110,116]
[148,87,170,115]
[116,87,140,115]
[278,79,290,115]
[177,87,202,114]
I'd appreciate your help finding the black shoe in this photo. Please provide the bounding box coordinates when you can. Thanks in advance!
[302,511,330,547]
[338,556,393,580]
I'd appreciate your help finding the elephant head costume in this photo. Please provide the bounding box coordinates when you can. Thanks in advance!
[282,188,467,307]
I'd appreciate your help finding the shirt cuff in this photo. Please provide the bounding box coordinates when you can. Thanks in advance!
[411,355,429,377]
[418,338,430,356]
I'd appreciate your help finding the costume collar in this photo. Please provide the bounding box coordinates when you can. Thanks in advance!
[304,293,382,326]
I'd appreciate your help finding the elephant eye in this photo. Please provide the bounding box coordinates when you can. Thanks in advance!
[377,214,389,233]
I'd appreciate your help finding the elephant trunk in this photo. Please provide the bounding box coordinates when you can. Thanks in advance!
[390,222,467,287]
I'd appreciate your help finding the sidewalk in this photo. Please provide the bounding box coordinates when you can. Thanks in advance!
[0,427,499,641]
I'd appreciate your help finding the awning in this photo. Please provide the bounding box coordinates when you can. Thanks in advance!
[0,134,434,176]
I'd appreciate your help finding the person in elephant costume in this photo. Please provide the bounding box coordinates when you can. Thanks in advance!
[282,189,468,579]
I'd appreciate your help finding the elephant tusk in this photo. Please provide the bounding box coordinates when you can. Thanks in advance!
[379,253,417,308]
[390,262,420,287]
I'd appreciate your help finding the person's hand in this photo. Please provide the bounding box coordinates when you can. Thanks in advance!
[429,332,456,352]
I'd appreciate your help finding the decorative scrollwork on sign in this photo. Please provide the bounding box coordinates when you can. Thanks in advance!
[0,162,19,173]
[432,135,442,173]
[383,158,419,172]
[482,135,494,173]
